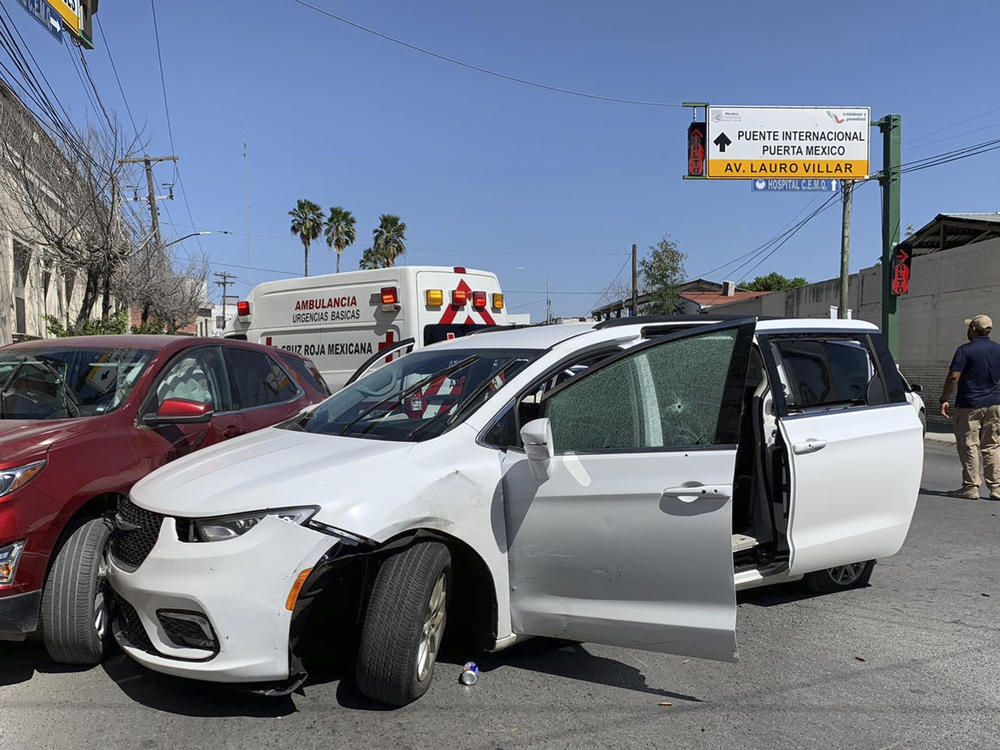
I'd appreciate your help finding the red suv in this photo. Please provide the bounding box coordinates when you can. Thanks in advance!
[0,335,329,663]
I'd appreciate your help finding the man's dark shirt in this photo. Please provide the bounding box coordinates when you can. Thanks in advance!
[950,336,1000,408]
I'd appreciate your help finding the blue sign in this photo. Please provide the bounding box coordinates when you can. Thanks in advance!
[15,0,64,43]
[751,179,839,192]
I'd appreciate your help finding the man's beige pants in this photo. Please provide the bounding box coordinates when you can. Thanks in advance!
[954,405,1000,494]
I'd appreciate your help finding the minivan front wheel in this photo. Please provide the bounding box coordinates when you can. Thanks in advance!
[41,518,114,664]
[804,560,876,594]
[355,541,451,706]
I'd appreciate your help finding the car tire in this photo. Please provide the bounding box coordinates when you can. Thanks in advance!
[355,541,451,706]
[41,518,113,665]
[804,560,876,594]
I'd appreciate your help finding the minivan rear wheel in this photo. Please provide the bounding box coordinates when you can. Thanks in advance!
[804,560,876,594]
[41,518,113,665]
[355,541,451,706]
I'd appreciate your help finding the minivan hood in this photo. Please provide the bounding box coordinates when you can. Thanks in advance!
[0,418,100,467]
[131,427,417,518]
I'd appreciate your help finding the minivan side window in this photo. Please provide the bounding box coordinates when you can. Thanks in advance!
[769,337,885,410]
[224,348,299,409]
[481,349,620,450]
[153,347,232,412]
[543,329,740,452]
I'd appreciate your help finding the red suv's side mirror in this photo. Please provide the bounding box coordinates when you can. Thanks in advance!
[143,398,214,426]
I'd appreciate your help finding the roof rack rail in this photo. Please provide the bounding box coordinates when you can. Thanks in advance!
[467,323,545,336]
[593,314,757,330]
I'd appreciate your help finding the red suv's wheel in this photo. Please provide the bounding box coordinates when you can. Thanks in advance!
[40,518,114,664]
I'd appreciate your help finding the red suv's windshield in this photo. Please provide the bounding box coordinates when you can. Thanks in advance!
[0,347,156,420]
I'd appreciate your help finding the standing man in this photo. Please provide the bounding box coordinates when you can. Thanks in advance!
[940,314,1000,500]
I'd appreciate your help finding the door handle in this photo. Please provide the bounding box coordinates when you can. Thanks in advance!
[223,425,245,439]
[661,484,732,504]
[792,439,827,455]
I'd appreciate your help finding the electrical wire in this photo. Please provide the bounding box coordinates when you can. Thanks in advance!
[147,0,204,255]
[590,251,633,312]
[289,0,683,108]
[95,16,138,135]
[907,105,1000,145]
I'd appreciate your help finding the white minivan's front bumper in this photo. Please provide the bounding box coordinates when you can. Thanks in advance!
[108,514,337,683]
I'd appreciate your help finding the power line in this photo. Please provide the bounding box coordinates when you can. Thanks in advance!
[95,15,138,135]
[686,188,848,311]
[148,0,176,168]
[591,251,633,311]
[289,0,683,108]
[899,136,1000,174]
[907,105,1000,145]
[148,1,204,257]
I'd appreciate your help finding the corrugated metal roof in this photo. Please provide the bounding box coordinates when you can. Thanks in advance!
[899,213,1000,255]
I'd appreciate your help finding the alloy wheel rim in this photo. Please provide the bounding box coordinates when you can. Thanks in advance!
[94,556,109,640]
[416,573,447,682]
[829,562,866,585]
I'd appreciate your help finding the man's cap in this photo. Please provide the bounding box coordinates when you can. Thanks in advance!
[964,314,993,331]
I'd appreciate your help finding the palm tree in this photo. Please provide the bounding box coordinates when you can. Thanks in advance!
[324,206,356,273]
[371,214,407,267]
[288,199,324,276]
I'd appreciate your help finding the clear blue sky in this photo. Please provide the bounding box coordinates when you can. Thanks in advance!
[10,0,1000,320]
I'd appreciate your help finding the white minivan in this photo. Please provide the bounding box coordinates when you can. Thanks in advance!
[108,317,922,705]
[224,265,509,391]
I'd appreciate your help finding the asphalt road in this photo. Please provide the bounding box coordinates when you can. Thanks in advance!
[1,439,997,749]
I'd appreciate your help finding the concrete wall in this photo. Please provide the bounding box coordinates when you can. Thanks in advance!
[715,236,1000,427]
[0,227,89,345]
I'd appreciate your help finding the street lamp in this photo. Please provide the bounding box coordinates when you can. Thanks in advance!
[135,230,211,253]
[163,231,211,249]
[517,266,551,324]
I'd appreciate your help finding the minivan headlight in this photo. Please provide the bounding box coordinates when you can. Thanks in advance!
[0,460,46,498]
[190,507,318,543]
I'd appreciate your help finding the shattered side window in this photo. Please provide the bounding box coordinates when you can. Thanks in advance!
[543,329,739,452]
[644,330,738,447]
[545,355,641,451]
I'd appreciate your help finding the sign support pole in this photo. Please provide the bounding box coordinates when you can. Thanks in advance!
[876,115,902,355]
[839,181,853,318]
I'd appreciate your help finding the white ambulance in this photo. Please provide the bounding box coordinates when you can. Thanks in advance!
[224,266,509,391]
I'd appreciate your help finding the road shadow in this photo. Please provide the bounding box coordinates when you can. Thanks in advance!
[101,652,296,718]
[439,637,703,703]
[738,580,873,607]
[918,487,992,501]
[0,641,99,687]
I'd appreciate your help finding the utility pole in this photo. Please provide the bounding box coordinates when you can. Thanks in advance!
[120,155,178,249]
[631,243,638,316]
[839,181,853,319]
[875,115,902,356]
[213,271,236,321]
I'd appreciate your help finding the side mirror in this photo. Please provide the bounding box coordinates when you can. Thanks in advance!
[143,398,214,426]
[520,418,553,482]
[909,383,923,393]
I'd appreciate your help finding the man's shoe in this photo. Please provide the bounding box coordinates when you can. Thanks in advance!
[946,487,981,500]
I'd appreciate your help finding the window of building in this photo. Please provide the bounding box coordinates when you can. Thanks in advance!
[13,242,30,335]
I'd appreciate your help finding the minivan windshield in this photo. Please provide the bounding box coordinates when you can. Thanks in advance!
[0,346,156,420]
[287,347,539,441]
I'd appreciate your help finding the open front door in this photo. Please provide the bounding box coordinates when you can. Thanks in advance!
[761,331,923,576]
[501,320,755,662]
